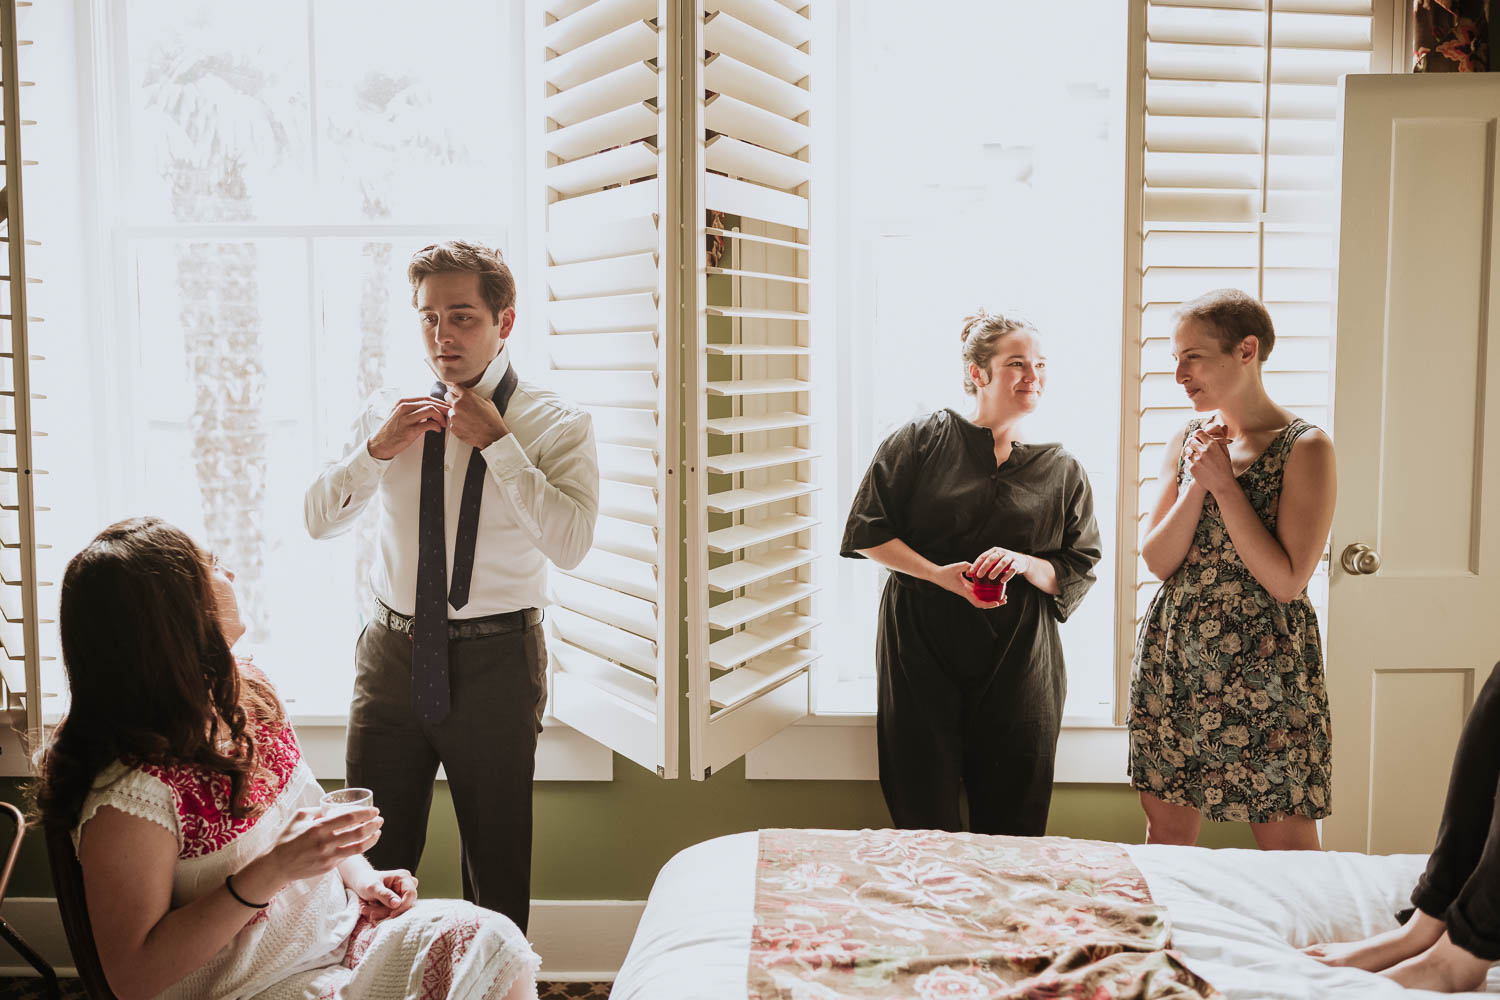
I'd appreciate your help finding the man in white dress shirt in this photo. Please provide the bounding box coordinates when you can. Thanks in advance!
[304,241,598,931]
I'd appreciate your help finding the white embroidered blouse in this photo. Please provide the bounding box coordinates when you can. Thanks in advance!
[72,717,360,1000]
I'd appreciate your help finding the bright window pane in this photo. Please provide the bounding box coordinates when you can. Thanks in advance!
[820,0,1128,719]
[315,0,511,223]
[126,1,313,225]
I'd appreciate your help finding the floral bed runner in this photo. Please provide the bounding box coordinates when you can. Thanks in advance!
[748,829,1219,1000]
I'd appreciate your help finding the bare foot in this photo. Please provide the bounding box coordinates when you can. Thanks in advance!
[1381,934,1492,993]
[1302,910,1446,972]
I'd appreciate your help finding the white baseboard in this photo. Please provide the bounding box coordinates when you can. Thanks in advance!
[0,897,645,982]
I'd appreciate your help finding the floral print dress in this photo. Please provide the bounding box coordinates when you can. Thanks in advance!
[1128,417,1332,823]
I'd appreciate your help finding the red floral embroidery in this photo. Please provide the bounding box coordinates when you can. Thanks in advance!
[137,718,302,859]
[342,913,381,969]
[419,917,482,999]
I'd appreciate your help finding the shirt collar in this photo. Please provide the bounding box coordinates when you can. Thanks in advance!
[467,344,511,397]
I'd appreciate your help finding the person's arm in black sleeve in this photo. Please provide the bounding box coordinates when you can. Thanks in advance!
[840,422,922,559]
[1037,457,1103,623]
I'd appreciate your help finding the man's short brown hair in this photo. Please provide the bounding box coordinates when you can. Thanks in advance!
[408,240,516,322]
[1176,287,1276,362]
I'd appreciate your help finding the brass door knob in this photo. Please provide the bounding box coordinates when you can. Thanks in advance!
[1340,543,1381,576]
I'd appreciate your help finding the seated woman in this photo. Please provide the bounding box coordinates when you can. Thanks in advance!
[1303,662,1500,993]
[33,517,539,1000]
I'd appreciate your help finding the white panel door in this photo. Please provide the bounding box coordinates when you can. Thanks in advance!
[1325,73,1500,854]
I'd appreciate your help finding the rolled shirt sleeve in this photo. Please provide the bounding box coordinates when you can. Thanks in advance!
[481,407,599,571]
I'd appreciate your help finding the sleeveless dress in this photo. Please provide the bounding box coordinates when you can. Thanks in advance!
[1127,417,1333,823]
[74,709,538,1000]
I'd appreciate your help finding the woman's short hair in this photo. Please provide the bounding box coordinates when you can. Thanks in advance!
[1176,288,1276,361]
[408,240,516,322]
[959,309,1037,396]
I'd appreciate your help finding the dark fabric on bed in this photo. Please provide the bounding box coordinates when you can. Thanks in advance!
[1411,660,1500,960]
[841,410,1101,835]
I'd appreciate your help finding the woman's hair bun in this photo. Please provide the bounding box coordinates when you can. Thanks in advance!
[960,309,992,344]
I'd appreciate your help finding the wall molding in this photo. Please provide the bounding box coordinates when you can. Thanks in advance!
[0,897,646,982]
[745,716,1132,783]
[0,717,614,782]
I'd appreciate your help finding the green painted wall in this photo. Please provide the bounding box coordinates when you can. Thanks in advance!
[2,771,1257,902]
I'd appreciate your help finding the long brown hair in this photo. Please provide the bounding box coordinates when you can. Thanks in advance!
[33,517,283,833]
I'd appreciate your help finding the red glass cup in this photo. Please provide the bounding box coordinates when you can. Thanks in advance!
[964,573,1007,604]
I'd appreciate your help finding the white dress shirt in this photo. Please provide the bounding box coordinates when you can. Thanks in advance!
[304,347,598,618]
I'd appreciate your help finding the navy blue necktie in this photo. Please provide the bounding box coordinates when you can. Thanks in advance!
[411,363,519,725]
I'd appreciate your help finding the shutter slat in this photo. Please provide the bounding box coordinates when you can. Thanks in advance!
[546,140,659,197]
[704,134,808,191]
[708,646,818,710]
[704,93,810,155]
[544,60,659,129]
[708,579,818,630]
[548,212,658,265]
[551,606,660,678]
[553,641,657,712]
[548,252,658,300]
[599,479,658,525]
[706,305,807,320]
[598,442,658,488]
[706,478,817,514]
[547,370,658,409]
[544,0,657,57]
[593,514,658,563]
[706,512,818,553]
[548,330,658,370]
[544,18,659,91]
[704,376,808,397]
[549,177,659,230]
[705,410,811,434]
[708,612,818,670]
[708,546,817,593]
[709,0,811,48]
[705,173,808,228]
[704,267,808,284]
[546,102,658,162]
[549,291,658,333]
[585,405,658,448]
[556,547,658,603]
[705,444,817,475]
[703,52,810,119]
[552,579,658,645]
[703,10,810,85]
[704,343,808,356]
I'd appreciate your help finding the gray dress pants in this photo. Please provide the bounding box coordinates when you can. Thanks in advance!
[345,616,547,932]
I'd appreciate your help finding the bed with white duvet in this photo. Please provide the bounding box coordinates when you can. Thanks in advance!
[612,831,1499,1000]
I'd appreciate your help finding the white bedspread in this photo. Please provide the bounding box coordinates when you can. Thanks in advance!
[612,832,1500,1000]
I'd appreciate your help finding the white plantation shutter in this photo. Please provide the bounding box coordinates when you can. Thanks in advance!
[685,0,814,779]
[1118,0,1383,715]
[536,0,680,777]
[0,0,50,747]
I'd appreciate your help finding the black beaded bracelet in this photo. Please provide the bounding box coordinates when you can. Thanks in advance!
[225,873,269,909]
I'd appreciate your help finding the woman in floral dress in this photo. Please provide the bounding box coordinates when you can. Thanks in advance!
[34,517,539,1000]
[1128,288,1338,850]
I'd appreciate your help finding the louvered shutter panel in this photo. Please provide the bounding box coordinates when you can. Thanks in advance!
[1121,0,1377,712]
[0,0,50,747]
[686,0,814,779]
[537,0,680,778]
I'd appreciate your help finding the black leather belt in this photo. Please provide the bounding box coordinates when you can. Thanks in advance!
[373,597,543,640]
